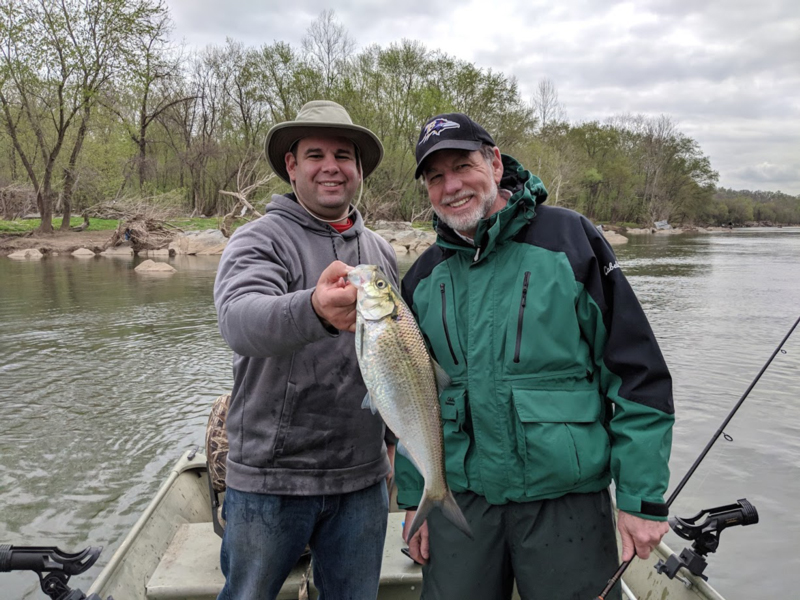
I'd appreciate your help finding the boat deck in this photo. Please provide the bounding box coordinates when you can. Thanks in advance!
[87,451,726,600]
[148,513,420,600]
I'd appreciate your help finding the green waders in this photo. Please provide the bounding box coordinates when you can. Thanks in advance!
[420,490,621,600]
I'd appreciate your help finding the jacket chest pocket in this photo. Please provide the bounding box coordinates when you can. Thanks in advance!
[439,387,470,490]
[419,282,465,373]
[512,271,531,364]
[512,387,610,495]
[505,271,536,372]
[439,283,463,368]
[503,269,583,374]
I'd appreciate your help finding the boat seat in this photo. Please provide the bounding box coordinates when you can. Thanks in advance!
[146,512,422,600]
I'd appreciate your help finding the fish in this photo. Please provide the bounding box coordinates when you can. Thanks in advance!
[347,264,473,542]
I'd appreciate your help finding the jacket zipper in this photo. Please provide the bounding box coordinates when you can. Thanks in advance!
[440,283,459,365]
[513,272,531,363]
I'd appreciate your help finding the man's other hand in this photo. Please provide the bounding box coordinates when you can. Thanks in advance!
[617,511,670,561]
[402,510,429,565]
[311,261,357,332]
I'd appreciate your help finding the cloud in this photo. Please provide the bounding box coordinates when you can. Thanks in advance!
[167,0,452,49]
[734,162,800,185]
[164,0,800,194]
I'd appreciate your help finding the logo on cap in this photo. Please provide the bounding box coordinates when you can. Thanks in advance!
[419,118,460,145]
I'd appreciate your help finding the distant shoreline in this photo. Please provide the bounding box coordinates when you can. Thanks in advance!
[3,222,799,258]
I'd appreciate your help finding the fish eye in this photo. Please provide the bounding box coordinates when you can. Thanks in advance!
[376,280,387,289]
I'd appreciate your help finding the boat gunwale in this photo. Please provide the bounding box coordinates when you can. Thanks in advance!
[87,450,208,595]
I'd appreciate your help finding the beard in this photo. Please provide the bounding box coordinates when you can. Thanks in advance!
[434,179,499,236]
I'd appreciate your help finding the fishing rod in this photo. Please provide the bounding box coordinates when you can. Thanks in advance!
[596,314,800,599]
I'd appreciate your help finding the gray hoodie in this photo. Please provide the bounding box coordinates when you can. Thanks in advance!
[214,194,398,495]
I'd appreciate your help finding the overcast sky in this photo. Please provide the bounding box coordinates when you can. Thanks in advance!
[166,0,800,195]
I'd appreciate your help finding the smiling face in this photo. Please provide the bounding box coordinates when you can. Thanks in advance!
[285,135,361,221]
[422,147,505,237]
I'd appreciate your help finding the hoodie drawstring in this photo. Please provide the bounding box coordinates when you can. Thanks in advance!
[328,229,361,265]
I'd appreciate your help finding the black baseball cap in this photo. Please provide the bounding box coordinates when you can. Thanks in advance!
[414,113,496,179]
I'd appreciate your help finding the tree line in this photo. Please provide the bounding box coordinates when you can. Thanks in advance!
[1,3,797,233]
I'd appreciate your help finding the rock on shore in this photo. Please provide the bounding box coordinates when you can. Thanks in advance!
[100,246,134,257]
[370,221,436,254]
[8,248,44,260]
[169,230,228,255]
[72,248,96,258]
[135,259,176,273]
[601,230,628,245]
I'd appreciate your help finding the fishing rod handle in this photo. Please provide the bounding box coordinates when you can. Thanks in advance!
[596,558,632,599]
[0,544,102,574]
[0,544,47,572]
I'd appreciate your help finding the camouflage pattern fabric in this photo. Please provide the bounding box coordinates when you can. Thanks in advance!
[206,393,231,493]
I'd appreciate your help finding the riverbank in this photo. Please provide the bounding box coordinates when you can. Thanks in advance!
[0,225,434,258]
[0,229,116,256]
[608,225,737,236]
[0,221,438,258]
[0,221,789,258]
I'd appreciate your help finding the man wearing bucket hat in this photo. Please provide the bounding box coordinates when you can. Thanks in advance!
[394,113,674,599]
[213,100,398,600]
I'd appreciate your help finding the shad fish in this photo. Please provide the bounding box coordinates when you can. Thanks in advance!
[347,264,472,542]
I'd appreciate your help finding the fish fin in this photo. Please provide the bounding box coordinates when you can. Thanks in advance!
[361,392,378,415]
[406,489,473,543]
[439,489,473,540]
[431,359,452,393]
[355,320,376,414]
[396,440,422,473]
[406,491,432,543]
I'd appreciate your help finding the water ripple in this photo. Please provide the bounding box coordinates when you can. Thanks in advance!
[1,232,799,598]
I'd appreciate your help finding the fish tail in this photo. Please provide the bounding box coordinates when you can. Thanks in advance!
[406,490,474,542]
[439,489,473,540]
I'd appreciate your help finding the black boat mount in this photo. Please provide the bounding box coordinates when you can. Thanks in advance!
[0,544,114,600]
[655,498,759,581]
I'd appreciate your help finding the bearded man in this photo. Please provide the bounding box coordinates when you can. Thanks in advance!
[395,112,675,600]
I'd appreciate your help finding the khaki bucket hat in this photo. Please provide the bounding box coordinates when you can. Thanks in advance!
[265,100,384,184]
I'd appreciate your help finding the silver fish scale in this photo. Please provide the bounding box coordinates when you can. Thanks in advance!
[358,298,449,501]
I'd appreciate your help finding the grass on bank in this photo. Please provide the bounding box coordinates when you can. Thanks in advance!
[0,216,251,235]
[168,217,226,230]
[0,217,120,233]
[2,216,434,236]
[411,221,434,232]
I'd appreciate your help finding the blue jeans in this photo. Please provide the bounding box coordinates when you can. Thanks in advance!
[218,481,389,600]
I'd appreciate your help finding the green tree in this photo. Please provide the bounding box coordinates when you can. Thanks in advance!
[0,0,165,231]
[108,0,194,191]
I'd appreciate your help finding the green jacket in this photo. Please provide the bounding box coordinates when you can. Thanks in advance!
[396,155,674,520]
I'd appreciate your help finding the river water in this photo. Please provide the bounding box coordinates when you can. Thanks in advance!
[1,229,799,599]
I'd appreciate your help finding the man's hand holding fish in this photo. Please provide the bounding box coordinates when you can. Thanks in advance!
[311,260,358,332]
